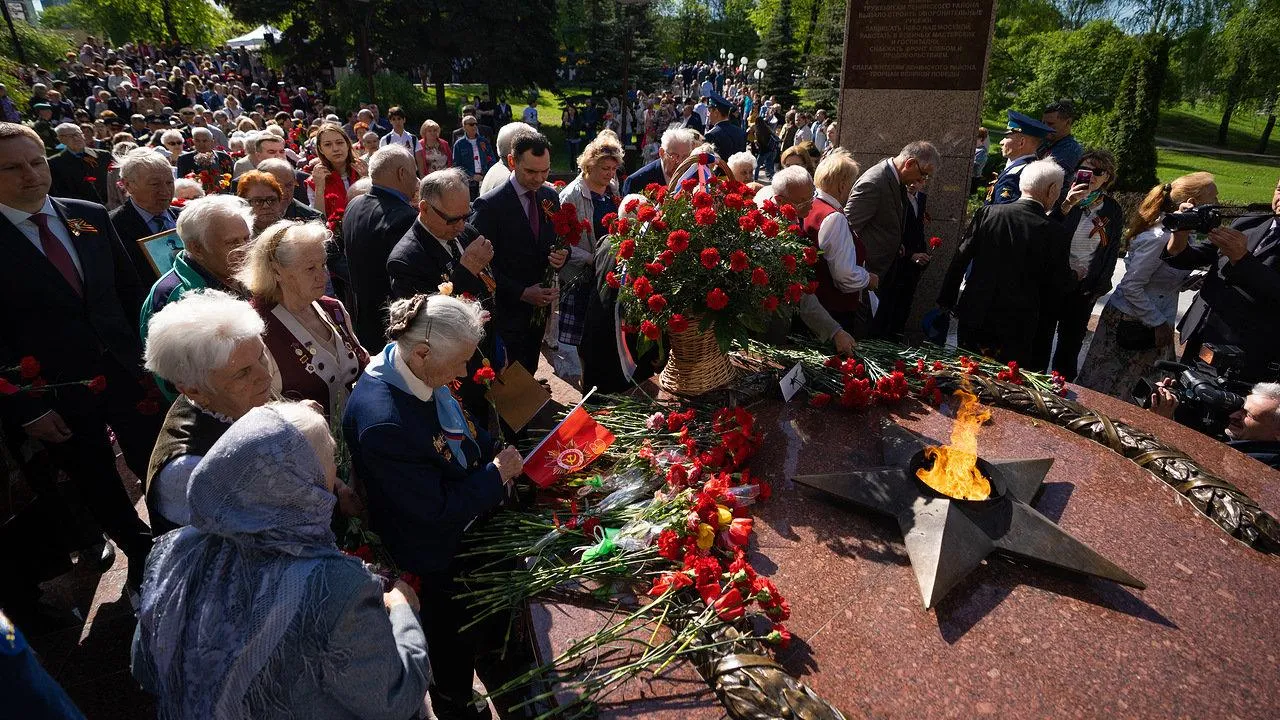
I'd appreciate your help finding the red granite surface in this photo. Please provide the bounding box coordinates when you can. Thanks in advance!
[535,384,1280,719]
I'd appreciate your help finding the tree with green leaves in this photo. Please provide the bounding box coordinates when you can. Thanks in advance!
[40,0,241,47]
[803,0,845,111]
[757,0,799,108]
[1105,34,1168,191]
[1210,0,1280,146]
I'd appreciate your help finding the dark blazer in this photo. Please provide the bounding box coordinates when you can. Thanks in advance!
[341,186,418,349]
[678,112,704,134]
[1051,194,1125,297]
[843,159,907,278]
[705,119,746,160]
[173,149,234,179]
[938,198,1070,351]
[109,201,179,282]
[342,369,504,577]
[387,219,487,301]
[470,179,561,341]
[48,148,111,205]
[622,159,665,196]
[1165,213,1280,381]
[0,198,145,427]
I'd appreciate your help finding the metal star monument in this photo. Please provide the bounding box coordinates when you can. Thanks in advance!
[793,426,1145,609]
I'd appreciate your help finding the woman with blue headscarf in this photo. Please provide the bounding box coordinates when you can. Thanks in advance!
[342,293,531,720]
[131,401,430,719]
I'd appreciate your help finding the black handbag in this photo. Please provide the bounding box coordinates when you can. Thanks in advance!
[1115,318,1157,351]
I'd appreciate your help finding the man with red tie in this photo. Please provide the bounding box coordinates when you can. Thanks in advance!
[0,122,159,596]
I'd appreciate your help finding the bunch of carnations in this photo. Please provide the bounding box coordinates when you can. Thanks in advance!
[607,165,817,352]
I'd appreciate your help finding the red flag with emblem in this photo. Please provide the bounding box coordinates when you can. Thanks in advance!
[524,391,615,488]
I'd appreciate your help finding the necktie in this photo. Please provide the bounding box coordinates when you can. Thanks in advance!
[1255,223,1280,257]
[449,240,463,265]
[153,214,168,233]
[29,213,83,295]
[525,190,540,238]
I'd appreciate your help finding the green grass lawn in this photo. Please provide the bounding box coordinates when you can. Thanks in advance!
[1157,148,1280,205]
[428,84,579,174]
[1157,103,1278,157]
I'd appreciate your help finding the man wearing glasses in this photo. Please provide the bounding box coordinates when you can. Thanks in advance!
[986,110,1052,206]
[451,115,497,201]
[49,123,111,204]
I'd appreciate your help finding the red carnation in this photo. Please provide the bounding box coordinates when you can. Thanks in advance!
[633,275,653,298]
[647,294,668,312]
[658,249,676,266]
[694,207,718,226]
[19,356,40,379]
[0,378,18,396]
[601,211,618,228]
[760,218,780,237]
[723,193,745,209]
[637,204,657,222]
[644,262,666,276]
[803,246,819,265]
[605,271,621,289]
[779,203,798,220]
[729,250,749,272]
[649,571,693,597]
[785,283,804,303]
[617,238,636,259]
[87,375,107,393]
[706,288,729,311]
[352,544,374,563]
[699,247,721,270]
[760,295,779,312]
[929,236,943,250]
[738,215,758,232]
[656,528,682,560]
[668,313,690,333]
[751,267,769,286]
[728,517,753,546]
[645,182,663,194]
[698,152,711,165]
[781,254,797,272]
[640,320,661,340]
[713,587,746,621]
[809,392,832,408]
[472,366,497,384]
[691,191,713,208]
[666,230,690,253]
[680,177,699,192]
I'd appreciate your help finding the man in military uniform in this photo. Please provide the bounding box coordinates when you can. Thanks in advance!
[48,123,111,204]
[704,92,746,160]
[985,110,1052,205]
[29,104,59,153]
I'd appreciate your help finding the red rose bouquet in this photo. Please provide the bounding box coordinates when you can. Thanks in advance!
[609,171,816,352]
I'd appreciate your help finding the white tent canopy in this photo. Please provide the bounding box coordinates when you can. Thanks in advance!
[225,26,283,49]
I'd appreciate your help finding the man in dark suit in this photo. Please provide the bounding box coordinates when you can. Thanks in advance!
[703,93,746,160]
[677,99,704,134]
[621,127,697,196]
[1164,176,1280,383]
[343,145,420,349]
[109,148,180,281]
[0,123,158,592]
[48,123,111,204]
[938,159,1071,365]
[173,126,234,179]
[471,133,568,374]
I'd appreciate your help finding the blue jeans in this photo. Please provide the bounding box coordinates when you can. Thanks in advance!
[754,150,776,181]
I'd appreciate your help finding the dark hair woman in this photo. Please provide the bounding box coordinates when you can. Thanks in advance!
[305,122,367,218]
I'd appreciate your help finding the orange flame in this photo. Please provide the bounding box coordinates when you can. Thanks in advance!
[916,388,992,501]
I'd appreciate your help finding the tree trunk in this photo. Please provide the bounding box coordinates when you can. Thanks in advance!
[1217,58,1249,146]
[161,0,178,44]
[435,79,447,116]
[1258,114,1276,154]
[1218,102,1237,146]
[801,0,821,57]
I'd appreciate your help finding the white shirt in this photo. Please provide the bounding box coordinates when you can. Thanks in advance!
[0,198,84,276]
[814,190,870,293]
[699,80,714,98]
[812,122,829,151]
[1068,205,1102,278]
[693,102,709,125]
[379,128,417,153]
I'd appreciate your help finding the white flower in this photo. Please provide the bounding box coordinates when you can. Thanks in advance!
[437,281,454,296]
[645,412,666,431]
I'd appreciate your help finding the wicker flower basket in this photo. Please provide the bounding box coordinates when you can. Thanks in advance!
[660,320,734,395]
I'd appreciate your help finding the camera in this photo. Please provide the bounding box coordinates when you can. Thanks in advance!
[1134,344,1248,437]
[1161,203,1275,234]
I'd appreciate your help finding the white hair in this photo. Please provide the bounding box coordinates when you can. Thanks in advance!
[119,146,174,181]
[418,167,470,204]
[367,144,414,182]
[112,141,137,158]
[348,177,372,199]
[265,124,286,139]
[54,122,81,135]
[240,130,260,149]
[771,165,814,199]
[1020,159,1066,198]
[727,151,756,175]
[160,129,185,146]
[236,220,330,304]
[173,177,206,200]
[661,127,698,152]
[176,194,253,255]
[144,289,265,390]
[388,294,486,359]
[256,158,293,180]
[1252,383,1280,423]
[191,126,213,140]
[496,121,537,157]
[265,400,334,467]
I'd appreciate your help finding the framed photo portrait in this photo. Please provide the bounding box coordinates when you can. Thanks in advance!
[136,228,184,277]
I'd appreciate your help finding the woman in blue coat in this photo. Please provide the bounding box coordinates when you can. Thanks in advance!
[342,293,532,720]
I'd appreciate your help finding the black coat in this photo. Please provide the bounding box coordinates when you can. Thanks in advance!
[678,112,704,134]
[109,201,181,282]
[173,149,234,180]
[48,149,111,206]
[938,198,1071,357]
[1165,213,1280,381]
[705,119,747,160]
[387,219,487,301]
[342,186,418,349]
[1050,194,1125,297]
[470,179,561,342]
[621,159,665,197]
[0,198,145,427]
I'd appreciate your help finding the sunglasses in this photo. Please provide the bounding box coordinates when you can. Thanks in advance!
[428,201,469,225]
[1078,166,1108,176]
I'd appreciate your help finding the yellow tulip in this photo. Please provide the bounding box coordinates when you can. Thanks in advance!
[716,505,733,528]
[696,523,716,550]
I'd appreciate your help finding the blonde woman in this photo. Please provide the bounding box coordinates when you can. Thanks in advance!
[416,119,452,175]
[237,220,368,417]
[1077,172,1218,401]
[554,130,624,383]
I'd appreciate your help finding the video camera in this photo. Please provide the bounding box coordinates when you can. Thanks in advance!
[1135,344,1249,437]
[1161,203,1273,234]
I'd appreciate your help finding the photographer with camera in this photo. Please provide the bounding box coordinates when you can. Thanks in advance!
[1150,379,1280,469]
[1078,172,1217,402]
[1162,176,1280,384]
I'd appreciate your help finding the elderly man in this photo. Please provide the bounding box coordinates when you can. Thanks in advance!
[48,123,111,204]
[257,157,322,222]
[677,98,704,134]
[140,194,254,341]
[141,289,273,533]
[452,115,498,200]
[986,110,1052,205]
[938,159,1071,365]
[1152,382,1280,469]
[231,132,287,180]
[343,145,420,349]
[0,122,156,593]
[479,122,538,196]
[622,127,697,195]
[111,147,180,280]
[174,127,234,179]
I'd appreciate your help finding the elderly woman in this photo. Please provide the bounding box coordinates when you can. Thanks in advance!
[805,153,874,332]
[1077,171,1217,401]
[343,294,528,719]
[172,177,205,201]
[1035,149,1124,379]
[239,220,367,418]
[236,169,285,234]
[307,122,367,217]
[416,119,451,175]
[159,129,185,166]
[555,130,624,383]
[142,290,273,533]
[141,194,254,341]
[727,150,757,186]
[359,130,381,161]
[133,401,429,719]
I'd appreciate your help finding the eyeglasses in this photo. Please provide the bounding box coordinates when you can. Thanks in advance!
[428,201,469,225]
[1078,166,1108,176]
[464,122,477,127]
[246,196,278,208]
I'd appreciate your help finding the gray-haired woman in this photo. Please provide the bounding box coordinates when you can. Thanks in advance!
[133,401,430,719]
[142,289,274,534]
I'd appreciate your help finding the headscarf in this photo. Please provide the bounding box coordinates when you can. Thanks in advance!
[136,405,357,719]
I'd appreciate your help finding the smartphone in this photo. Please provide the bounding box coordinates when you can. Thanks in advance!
[1132,378,1154,408]
[1074,168,1094,185]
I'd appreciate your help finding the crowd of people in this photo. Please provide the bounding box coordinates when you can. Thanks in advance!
[3,35,1280,720]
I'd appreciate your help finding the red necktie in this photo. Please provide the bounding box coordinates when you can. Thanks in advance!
[525,190,540,238]
[29,213,83,296]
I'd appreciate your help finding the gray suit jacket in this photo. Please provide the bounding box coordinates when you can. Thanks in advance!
[843,159,906,278]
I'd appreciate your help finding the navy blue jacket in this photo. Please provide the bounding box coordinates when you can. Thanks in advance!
[985,155,1034,205]
[342,350,504,576]
[705,120,747,160]
[622,159,665,196]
